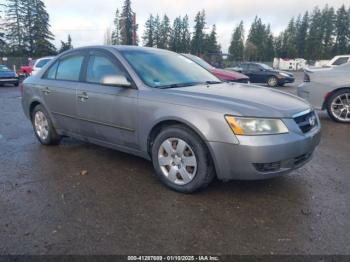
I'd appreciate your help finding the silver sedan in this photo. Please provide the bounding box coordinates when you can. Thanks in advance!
[22,46,321,193]
[298,63,350,123]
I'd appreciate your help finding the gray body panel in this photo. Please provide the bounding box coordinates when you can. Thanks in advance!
[22,46,321,181]
[298,63,350,109]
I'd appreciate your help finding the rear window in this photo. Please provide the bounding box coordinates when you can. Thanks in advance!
[35,59,52,68]
[56,55,84,81]
[332,57,349,66]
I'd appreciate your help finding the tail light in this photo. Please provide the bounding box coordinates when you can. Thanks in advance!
[304,73,310,82]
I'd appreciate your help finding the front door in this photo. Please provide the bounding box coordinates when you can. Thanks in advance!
[76,51,138,149]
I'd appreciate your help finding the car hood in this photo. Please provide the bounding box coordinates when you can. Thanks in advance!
[210,68,249,81]
[159,83,310,118]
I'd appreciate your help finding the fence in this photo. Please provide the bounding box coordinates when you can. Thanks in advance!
[0,57,35,72]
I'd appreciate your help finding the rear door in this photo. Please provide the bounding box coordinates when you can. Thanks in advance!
[39,52,86,133]
[76,50,138,149]
[247,64,265,83]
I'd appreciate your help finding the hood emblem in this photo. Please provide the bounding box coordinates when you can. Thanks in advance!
[309,115,316,127]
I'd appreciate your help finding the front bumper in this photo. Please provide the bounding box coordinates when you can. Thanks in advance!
[0,78,18,85]
[278,77,295,85]
[208,118,321,181]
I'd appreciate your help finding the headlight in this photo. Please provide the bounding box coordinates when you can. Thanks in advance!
[279,72,290,77]
[225,116,289,135]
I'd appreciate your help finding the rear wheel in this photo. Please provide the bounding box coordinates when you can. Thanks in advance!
[151,125,215,193]
[267,76,278,87]
[327,89,350,123]
[31,105,61,145]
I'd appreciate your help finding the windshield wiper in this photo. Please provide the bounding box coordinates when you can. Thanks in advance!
[157,82,201,89]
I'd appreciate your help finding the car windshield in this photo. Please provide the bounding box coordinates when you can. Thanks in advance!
[258,63,273,70]
[0,65,11,72]
[182,54,214,70]
[36,58,52,68]
[120,49,220,88]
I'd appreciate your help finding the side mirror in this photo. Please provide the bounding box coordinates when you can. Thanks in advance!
[101,75,131,87]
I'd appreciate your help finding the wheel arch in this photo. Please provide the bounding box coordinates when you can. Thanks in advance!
[322,86,350,110]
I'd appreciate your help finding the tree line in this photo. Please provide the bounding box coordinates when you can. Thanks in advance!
[0,0,72,57]
[1,0,349,63]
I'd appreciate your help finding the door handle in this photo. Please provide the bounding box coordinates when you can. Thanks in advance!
[41,87,51,95]
[78,92,89,101]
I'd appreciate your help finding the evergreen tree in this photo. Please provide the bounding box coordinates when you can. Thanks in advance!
[169,16,182,52]
[158,15,171,49]
[31,0,56,56]
[142,14,154,47]
[153,14,161,47]
[120,0,136,45]
[295,12,309,58]
[263,25,275,60]
[5,0,25,55]
[306,7,323,60]
[321,5,335,58]
[0,5,7,54]
[111,9,121,45]
[334,5,349,54]
[228,21,244,61]
[180,15,191,53]
[282,18,298,58]
[191,10,206,56]
[59,34,73,53]
[245,16,268,61]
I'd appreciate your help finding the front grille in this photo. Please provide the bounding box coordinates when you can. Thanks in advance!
[294,111,318,133]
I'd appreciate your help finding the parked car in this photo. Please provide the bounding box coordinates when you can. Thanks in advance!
[0,65,19,86]
[181,53,250,83]
[227,62,295,87]
[306,55,350,72]
[298,63,350,123]
[22,46,321,193]
[20,57,54,77]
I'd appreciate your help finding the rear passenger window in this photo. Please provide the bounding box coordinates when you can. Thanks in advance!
[332,57,349,66]
[56,55,84,81]
[46,61,58,79]
[86,55,123,84]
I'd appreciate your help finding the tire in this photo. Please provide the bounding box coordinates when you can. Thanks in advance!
[31,104,62,145]
[151,125,215,193]
[14,81,19,87]
[267,76,278,87]
[326,89,350,123]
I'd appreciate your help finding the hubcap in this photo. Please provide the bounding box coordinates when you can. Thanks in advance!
[158,138,197,185]
[34,111,49,140]
[331,93,350,122]
[268,78,277,86]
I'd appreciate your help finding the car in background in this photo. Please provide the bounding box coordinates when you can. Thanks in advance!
[31,56,55,76]
[0,65,19,87]
[181,53,250,83]
[298,62,350,123]
[306,55,350,72]
[22,46,320,193]
[20,56,54,77]
[227,62,295,87]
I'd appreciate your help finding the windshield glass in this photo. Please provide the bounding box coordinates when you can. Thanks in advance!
[36,58,52,68]
[182,54,214,70]
[258,63,273,70]
[0,65,10,72]
[120,49,220,88]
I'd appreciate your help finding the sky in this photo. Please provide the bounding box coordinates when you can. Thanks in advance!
[45,0,348,53]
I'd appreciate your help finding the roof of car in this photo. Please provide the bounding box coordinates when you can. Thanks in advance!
[68,45,170,53]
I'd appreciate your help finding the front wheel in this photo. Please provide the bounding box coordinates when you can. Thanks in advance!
[267,76,278,87]
[327,89,350,123]
[31,105,62,145]
[151,125,215,193]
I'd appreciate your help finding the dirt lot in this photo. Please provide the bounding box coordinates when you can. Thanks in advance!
[0,73,349,255]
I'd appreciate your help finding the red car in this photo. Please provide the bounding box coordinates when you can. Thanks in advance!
[182,53,250,83]
[20,59,35,76]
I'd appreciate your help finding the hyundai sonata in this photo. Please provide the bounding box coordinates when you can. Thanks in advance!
[22,46,321,193]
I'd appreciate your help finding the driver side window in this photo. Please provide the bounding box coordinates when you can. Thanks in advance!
[248,64,260,71]
[86,54,123,84]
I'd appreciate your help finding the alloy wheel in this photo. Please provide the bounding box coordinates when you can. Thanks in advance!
[158,138,197,185]
[330,93,350,122]
[34,111,49,140]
